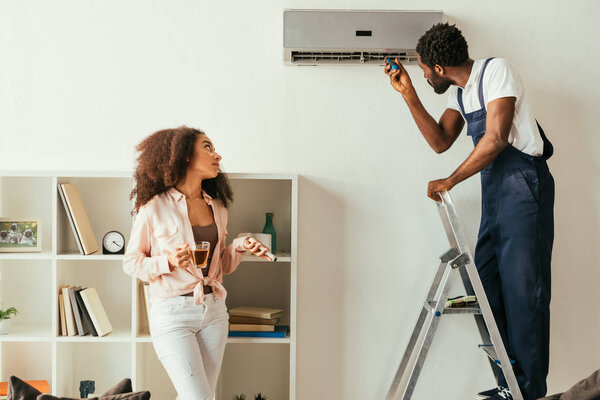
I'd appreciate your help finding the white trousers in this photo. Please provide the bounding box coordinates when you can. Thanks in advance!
[150,294,229,400]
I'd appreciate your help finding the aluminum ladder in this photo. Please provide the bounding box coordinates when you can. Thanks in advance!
[385,190,523,400]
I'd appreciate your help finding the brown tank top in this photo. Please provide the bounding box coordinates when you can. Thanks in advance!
[191,221,219,275]
[183,221,218,296]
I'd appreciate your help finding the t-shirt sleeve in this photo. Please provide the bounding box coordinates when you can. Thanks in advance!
[446,85,461,112]
[484,58,522,105]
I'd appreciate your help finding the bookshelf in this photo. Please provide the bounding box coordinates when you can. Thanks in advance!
[0,171,297,399]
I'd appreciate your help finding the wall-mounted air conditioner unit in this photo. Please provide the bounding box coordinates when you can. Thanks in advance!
[283,10,444,65]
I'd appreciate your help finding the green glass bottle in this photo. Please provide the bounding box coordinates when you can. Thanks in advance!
[262,212,276,254]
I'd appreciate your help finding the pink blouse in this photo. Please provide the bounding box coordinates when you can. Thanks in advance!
[122,187,247,305]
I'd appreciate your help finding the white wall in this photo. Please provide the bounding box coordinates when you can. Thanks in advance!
[2,0,599,398]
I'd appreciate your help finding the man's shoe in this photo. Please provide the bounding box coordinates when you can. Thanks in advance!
[477,387,502,399]
[488,387,513,400]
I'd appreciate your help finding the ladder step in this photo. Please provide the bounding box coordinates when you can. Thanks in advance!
[425,301,481,315]
[478,344,515,366]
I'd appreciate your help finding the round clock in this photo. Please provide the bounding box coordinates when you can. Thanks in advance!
[102,231,125,254]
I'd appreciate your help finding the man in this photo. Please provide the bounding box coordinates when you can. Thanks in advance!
[385,23,554,400]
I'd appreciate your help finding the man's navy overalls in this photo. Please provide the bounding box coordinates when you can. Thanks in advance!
[456,58,555,400]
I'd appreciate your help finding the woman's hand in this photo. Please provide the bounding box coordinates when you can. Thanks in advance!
[168,243,191,270]
[243,238,271,260]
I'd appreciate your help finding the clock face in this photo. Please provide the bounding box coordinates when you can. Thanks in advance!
[103,231,125,253]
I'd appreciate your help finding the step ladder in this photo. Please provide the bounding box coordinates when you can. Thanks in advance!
[385,190,523,400]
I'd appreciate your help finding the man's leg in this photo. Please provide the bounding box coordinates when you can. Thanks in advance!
[496,166,554,400]
[474,208,512,388]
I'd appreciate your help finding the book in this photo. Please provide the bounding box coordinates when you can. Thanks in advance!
[0,380,50,396]
[57,184,83,254]
[69,286,91,336]
[62,286,77,336]
[74,287,97,336]
[141,282,151,334]
[228,306,283,320]
[80,287,113,337]
[229,324,275,332]
[58,293,67,336]
[228,315,280,325]
[58,183,99,255]
[228,326,288,338]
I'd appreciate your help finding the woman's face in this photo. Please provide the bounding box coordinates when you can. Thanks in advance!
[188,134,222,179]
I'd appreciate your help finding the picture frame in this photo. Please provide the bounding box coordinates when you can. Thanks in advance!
[0,218,42,252]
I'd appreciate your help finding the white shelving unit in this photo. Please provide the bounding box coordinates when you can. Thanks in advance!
[0,171,297,399]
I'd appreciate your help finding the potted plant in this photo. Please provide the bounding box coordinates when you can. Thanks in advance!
[0,303,19,335]
[233,395,246,400]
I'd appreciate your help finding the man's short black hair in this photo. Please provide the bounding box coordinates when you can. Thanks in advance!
[416,23,469,68]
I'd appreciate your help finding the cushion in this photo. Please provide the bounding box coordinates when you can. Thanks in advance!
[100,379,133,396]
[7,376,42,400]
[537,368,600,400]
[538,394,562,400]
[561,368,600,400]
[7,376,149,400]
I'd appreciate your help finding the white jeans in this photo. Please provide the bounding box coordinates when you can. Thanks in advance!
[150,294,229,400]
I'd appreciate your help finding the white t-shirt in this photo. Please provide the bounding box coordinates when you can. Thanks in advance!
[446,58,544,156]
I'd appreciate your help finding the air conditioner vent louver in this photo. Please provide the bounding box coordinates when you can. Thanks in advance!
[290,51,417,64]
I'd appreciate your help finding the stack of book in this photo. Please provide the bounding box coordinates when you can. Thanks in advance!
[57,183,99,255]
[228,306,288,338]
[445,295,478,308]
[58,286,113,337]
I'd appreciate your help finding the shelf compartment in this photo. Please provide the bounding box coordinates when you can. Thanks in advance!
[218,343,290,399]
[0,260,53,338]
[56,177,133,255]
[223,262,292,328]
[55,342,131,397]
[227,179,293,255]
[56,260,132,338]
[0,342,52,390]
[0,176,53,254]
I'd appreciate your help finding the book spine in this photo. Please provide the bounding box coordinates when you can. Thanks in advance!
[62,287,76,336]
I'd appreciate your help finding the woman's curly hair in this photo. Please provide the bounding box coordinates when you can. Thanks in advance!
[129,126,233,214]
[416,23,469,68]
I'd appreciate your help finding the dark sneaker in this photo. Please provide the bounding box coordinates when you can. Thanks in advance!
[477,387,502,399]
[488,387,513,400]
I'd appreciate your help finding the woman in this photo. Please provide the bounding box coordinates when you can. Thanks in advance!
[123,126,269,400]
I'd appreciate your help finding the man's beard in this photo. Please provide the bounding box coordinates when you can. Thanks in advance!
[428,75,454,94]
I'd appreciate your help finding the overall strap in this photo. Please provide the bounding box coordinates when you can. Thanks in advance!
[477,57,496,109]
[457,87,466,116]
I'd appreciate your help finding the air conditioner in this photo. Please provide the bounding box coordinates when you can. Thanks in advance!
[283,10,444,65]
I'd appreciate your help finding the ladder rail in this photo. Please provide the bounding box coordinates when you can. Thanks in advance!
[385,259,450,400]
[438,191,524,400]
[400,265,455,400]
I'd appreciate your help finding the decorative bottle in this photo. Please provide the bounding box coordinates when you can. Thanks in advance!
[262,212,276,254]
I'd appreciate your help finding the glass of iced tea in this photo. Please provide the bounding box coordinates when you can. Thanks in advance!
[188,241,210,269]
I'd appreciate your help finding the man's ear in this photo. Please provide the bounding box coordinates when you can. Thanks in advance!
[434,64,445,76]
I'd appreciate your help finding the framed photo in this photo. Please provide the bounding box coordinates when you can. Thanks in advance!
[0,218,42,252]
